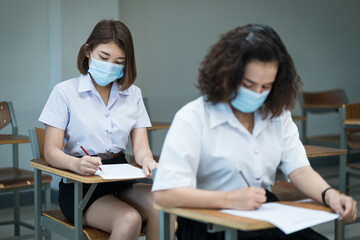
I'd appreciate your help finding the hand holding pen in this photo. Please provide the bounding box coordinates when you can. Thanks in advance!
[79,144,103,174]
[222,165,266,210]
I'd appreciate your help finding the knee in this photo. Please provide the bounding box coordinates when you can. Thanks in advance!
[117,208,142,229]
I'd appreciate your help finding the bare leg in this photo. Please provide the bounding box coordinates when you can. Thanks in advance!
[119,183,176,240]
[83,194,142,240]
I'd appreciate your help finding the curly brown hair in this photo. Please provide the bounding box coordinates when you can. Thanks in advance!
[197,24,301,118]
[77,20,136,90]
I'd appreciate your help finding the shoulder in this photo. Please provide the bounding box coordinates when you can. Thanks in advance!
[264,109,292,123]
[174,97,208,122]
[52,77,80,94]
[121,84,143,99]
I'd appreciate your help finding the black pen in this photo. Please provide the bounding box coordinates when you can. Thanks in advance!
[239,170,250,187]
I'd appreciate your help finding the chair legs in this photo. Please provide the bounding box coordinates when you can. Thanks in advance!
[14,190,20,236]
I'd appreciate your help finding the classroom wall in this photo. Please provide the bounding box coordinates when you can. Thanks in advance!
[1,0,360,191]
[0,0,119,190]
[118,0,360,155]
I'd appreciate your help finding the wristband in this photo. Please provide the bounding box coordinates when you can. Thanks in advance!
[321,187,334,207]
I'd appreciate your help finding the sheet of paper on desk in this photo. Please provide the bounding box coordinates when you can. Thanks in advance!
[221,203,339,234]
[95,164,146,180]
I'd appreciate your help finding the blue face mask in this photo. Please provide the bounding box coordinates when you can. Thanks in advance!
[231,87,270,113]
[88,54,124,86]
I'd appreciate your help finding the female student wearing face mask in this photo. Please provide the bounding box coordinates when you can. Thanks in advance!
[39,20,160,240]
[152,24,357,240]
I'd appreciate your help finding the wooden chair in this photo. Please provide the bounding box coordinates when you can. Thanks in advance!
[339,103,360,193]
[299,89,347,146]
[0,101,52,240]
[29,127,146,240]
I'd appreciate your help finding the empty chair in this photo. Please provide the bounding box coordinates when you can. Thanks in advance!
[299,89,347,146]
[339,103,360,193]
[0,101,52,240]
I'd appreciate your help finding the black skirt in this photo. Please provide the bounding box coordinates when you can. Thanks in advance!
[58,153,136,222]
[176,190,328,240]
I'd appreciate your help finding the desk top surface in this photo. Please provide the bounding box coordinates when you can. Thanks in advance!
[30,158,147,184]
[301,104,341,110]
[304,145,347,158]
[148,121,171,131]
[154,201,333,231]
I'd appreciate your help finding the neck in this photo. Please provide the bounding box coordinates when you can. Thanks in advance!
[232,106,255,133]
[91,78,112,106]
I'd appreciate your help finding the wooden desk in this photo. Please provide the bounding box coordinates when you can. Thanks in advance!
[156,145,347,240]
[304,145,347,158]
[292,115,306,122]
[148,121,171,131]
[154,201,333,240]
[301,104,342,111]
[30,158,146,240]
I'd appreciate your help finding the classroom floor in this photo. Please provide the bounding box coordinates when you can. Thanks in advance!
[0,165,359,240]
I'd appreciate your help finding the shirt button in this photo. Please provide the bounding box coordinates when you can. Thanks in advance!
[256,177,261,181]
[104,112,110,118]
[253,148,259,154]
[106,148,111,152]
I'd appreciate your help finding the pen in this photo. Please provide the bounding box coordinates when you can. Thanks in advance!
[239,170,250,187]
[80,145,103,172]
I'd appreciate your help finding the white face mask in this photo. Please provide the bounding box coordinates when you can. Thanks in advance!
[88,53,124,86]
[231,87,270,113]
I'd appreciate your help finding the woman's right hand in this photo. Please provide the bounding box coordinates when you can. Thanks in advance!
[74,155,102,175]
[225,187,267,210]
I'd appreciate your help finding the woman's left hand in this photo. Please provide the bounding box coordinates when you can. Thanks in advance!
[327,189,357,223]
[142,158,158,177]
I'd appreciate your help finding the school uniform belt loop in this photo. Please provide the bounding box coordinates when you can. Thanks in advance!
[92,152,124,160]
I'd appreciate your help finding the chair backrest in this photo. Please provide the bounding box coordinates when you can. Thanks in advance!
[0,101,18,134]
[29,127,46,159]
[300,89,347,112]
[343,103,360,135]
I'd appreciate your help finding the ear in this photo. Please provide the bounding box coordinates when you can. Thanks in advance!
[84,44,91,58]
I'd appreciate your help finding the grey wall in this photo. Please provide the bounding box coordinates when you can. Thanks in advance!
[1,0,360,189]
[0,0,119,189]
[119,0,360,154]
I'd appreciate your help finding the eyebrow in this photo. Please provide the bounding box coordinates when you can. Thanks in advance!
[243,78,274,85]
[99,51,126,59]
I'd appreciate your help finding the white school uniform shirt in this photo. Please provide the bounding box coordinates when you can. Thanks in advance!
[39,73,151,156]
[152,97,309,192]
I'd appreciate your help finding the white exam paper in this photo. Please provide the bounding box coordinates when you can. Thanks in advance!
[221,203,339,234]
[95,164,146,180]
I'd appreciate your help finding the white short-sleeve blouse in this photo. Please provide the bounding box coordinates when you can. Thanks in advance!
[39,74,151,156]
[152,97,309,192]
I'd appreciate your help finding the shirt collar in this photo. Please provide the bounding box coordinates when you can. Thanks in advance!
[208,101,236,129]
[78,73,129,96]
[208,100,270,135]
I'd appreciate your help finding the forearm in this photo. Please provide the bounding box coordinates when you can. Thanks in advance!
[44,147,79,172]
[288,166,332,204]
[153,187,225,209]
[133,146,153,166]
